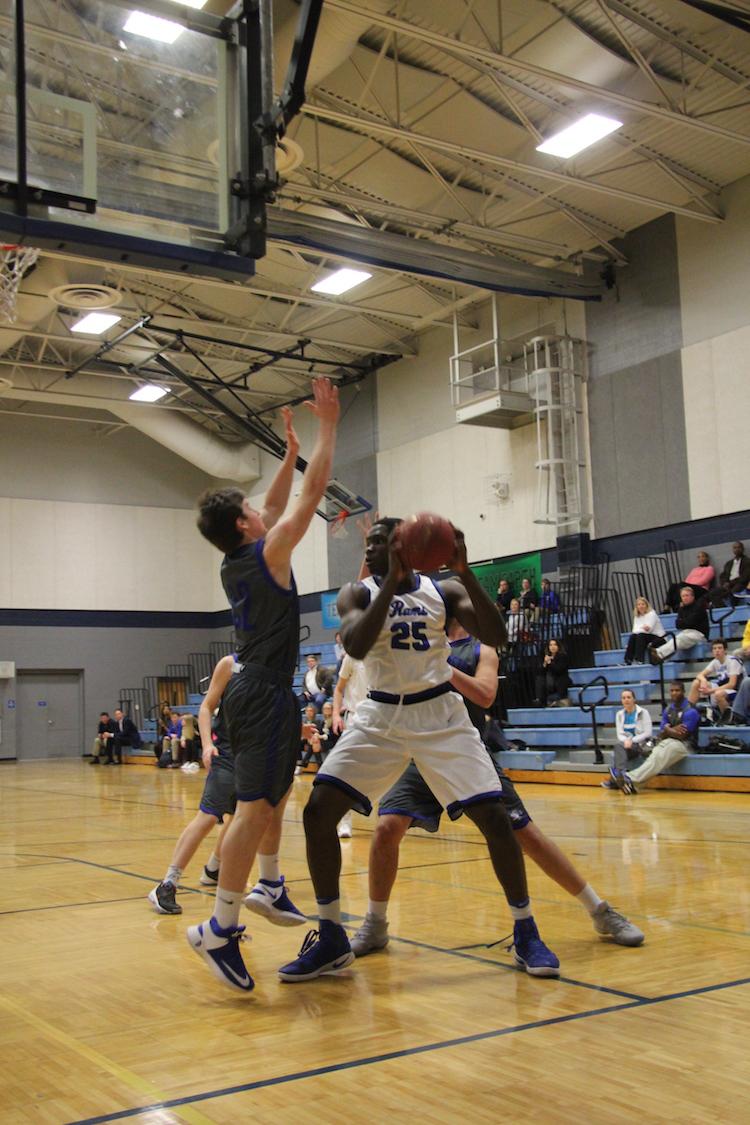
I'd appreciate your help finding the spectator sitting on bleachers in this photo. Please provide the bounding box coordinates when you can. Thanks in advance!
[538,578,561,614]
[533,638,571,707]
[519,578,538,616]
[709,541,750,607]
[111,708,141,764]
[624,597,667,665]
[651,586,709,663]
[687,639,743,724]
[495,577,513,613]
[296,703,324,773]
[162,710,183,768]
[604,689,653,786]
[178,711,198,771]
[729,676,750,725]
[317,701,340,759]
[611,682,699,795]
[301,653,334,709]
[334,631,346,672]
[90,711,117,764]
[664,550,714,612]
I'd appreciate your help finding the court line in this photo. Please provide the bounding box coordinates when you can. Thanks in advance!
[63,974,750,1125]
[0,994,216,1125]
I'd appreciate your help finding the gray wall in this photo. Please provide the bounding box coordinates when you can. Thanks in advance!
[0,414,213,507]
[0,622,232,759]
[585,214,690,537]
[327,379,379,588]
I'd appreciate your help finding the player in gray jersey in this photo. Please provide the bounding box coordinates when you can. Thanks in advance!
[278,518,559,982]
[187,379,339,993]
[351,620,644,955]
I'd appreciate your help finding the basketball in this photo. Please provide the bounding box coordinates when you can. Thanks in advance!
[399,512,456,572]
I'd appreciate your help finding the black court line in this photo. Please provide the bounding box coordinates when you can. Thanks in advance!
[1,783,196,814]
[64,974,750,1125]
[0,894,153,917]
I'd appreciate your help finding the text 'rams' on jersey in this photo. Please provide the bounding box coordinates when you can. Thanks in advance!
[360,574,451,696]
[220,539,300,675]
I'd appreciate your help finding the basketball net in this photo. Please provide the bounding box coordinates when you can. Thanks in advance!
[328,508,350,540]
[0,244,40,323]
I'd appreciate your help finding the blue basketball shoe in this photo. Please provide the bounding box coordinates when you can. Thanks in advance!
[245,876,307,927]
[278,920,354,982]
[512,917,560,978]
[186,916,254,992]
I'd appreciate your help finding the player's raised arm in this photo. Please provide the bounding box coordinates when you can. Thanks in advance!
[263,378,339,585]
[336,526,406,660]
[260,406,300,531]
[441,531,507,648]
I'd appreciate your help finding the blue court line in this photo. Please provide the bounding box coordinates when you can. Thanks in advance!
[337,915,645,1003]
[64,974,750,1125]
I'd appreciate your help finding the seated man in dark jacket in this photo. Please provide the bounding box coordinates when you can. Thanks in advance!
[111,707,142,764]
[90,712,117,764]
[652,587,709,662]
[301,654,334,709]
[710,541,750,607]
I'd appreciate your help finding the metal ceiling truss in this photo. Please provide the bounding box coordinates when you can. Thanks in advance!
[324,0,750,148]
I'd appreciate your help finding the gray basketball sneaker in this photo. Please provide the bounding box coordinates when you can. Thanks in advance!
[350,913,389,957]
[592,901,644,946]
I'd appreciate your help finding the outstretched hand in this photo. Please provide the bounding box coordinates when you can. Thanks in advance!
[281,405,300,457]
[302,377,340,426]
[447,526,469,574]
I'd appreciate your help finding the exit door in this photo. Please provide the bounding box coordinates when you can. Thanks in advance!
[16,672,84,760]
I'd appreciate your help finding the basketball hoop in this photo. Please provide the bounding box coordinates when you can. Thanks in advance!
[328,508,350,540]
[0,244,41,323]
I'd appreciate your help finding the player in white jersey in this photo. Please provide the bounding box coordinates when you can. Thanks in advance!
[278,518,559,982]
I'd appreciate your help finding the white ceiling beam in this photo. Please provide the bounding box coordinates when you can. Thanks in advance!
[302,102,723,222]
[324,0,750,148]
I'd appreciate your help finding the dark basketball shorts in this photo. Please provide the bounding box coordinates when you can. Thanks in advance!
[378,755,532,832]
[199,754,237,822]
[222,670,299,805]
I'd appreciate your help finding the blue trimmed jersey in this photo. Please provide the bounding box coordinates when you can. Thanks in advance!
[220,539,299,674]
[360,574,450,696]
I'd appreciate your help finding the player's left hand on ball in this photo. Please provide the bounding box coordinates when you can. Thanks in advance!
[387,528,408,582]
[447,526,468,573]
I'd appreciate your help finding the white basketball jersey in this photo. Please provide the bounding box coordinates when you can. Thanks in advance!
[360,574,451,696]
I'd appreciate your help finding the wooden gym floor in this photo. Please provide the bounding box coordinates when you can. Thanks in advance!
[1,760,749,1124]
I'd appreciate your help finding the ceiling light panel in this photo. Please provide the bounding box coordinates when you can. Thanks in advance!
[311,268,372,295]
[129,384,169,403]
[71,312,122,334]
[536,114,623,159]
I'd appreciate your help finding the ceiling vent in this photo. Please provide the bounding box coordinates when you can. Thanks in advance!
[48,283,122,311]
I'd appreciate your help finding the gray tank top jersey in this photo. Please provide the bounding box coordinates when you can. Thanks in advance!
[448,635,485,733]
[221,539,299,675]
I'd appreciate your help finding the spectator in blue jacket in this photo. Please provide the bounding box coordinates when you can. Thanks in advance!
[610,683,698,794]
[538,578,561,614]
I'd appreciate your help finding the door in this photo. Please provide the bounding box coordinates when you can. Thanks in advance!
[16,672,83,760]
[157,678,187,707]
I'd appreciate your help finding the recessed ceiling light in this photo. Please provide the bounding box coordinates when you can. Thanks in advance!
[311,268,372,296]
[123,1,206,44]
[129,384,169,403]
[71,312,122,334]
[123,12,183,44]
[536,113,623,159]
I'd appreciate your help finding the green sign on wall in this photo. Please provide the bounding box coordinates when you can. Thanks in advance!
[471,551,542,601]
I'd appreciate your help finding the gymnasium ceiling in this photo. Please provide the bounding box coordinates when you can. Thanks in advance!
[1,0,749,458]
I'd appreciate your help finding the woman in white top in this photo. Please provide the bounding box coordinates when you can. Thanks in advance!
[607,689,653,781]
[624,596,666,665]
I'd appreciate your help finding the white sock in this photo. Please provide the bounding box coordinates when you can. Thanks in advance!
[258,853,281,883]
[205,852,220,874]
[317,898,342,924]
[368,899,389,920]
[213,887,242,931]
[164,865,182,885]
[576,884,603,915]
[508,899,533,921]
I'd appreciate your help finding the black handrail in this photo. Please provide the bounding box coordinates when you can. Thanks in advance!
[709,604,735,640]
[577,673,609,764]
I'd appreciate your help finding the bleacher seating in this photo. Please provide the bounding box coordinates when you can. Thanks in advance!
[497,604,750,787]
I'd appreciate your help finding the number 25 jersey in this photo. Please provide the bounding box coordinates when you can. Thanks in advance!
[360,574,450,696]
